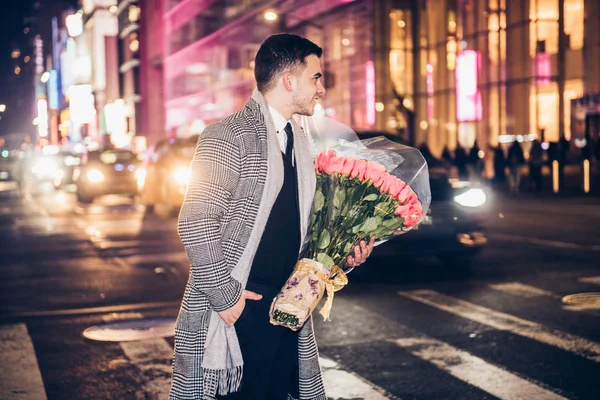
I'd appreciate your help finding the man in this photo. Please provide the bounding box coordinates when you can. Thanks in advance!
[170,34,374,400]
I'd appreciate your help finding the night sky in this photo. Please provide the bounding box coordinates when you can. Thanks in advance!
[0,0,77,142]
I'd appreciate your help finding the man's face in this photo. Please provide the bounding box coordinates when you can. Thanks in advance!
[291,54,326,116]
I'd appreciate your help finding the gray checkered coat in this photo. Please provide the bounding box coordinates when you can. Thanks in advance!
[170,90,326,400]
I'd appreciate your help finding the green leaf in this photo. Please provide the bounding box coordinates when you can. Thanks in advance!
[363,193,379,201]
[343,242,353,255]
[314,189,325,212]
[360,216,381,233]
[318,230,331,250]
[317,252,335,269]
[383,216,403,228]
[333,187,346,209]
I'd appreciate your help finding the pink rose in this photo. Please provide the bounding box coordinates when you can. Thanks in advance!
[365,161,387,187]
[403,203,424,227]
[394,202,411,216]
[379,173,394,194]
[323,154,346,175]
[389,177,407,198]
[397,185,417,204]
[314,150,335,173]
[350,159,368,180]
[340,157,356,176]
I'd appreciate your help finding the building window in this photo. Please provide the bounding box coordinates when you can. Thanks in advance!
[564,0,583,50]
[129,5,141,23]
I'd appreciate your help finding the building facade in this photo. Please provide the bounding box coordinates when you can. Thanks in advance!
[161,0,600,161]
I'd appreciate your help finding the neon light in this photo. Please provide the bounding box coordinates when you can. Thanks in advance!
[37,99,49,138]
[366,61,375,126]
[535,53,551,86]
[426,64,434,119]
[455,50,482,122]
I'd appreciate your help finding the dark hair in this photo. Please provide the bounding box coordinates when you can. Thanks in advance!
[254,33,323,93]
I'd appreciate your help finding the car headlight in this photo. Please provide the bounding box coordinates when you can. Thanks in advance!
[173,167,191,186]
[86,169,105,183]
[32,159,58,177]
[453,188,486,208]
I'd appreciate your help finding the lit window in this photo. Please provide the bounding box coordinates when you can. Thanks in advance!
[129,6,141,23]
[129,39,140,53]
[564,0,583,50]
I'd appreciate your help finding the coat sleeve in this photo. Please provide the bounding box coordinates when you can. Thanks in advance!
[177,123,243,312]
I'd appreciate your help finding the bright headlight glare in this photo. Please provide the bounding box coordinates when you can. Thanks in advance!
[173,167,191,185]
[86,169,105,183]
[454,188,486,207]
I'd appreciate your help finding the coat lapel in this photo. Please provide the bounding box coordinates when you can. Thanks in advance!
[292,118,317,246]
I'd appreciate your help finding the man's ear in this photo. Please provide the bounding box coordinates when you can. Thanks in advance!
[282,71,295,92]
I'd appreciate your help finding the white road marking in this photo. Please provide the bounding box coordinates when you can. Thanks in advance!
[490,233,600,251]
[319,356,392,400]
[103,313,173,400]
[579,276,600,285]
[391,337,566,400]
[399,290,600,362]
[489,282,558,298]
[0,324,48,400]
[100,315,391,399]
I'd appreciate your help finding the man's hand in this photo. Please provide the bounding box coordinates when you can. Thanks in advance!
[345,237,376,267]
[218,290,262,326]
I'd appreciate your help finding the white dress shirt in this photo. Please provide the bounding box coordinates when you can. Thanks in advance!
[268,105,292,155]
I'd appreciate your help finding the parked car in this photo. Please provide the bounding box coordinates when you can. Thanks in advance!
[74,149,139,203]
[139,136,197,214]
[0,153,19,182]
[50,151,82,189]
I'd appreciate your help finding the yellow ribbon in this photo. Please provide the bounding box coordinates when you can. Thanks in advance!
[318,265,348,321]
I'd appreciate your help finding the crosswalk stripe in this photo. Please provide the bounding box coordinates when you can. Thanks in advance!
[490,233,600,251]
[399,289,600,362]
[319,357,392,400]
[0,323,47,400]
[103,313,173,399]
[101,313,390,399]
[391,336,567,400]
[488,282,558,298]
[579,276,600,285]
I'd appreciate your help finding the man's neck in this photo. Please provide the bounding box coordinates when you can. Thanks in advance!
[263,91,293,120]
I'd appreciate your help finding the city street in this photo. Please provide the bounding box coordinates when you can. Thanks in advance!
[1,182,600,400]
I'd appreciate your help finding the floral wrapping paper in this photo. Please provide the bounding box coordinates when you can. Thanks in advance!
[269,259,333,331]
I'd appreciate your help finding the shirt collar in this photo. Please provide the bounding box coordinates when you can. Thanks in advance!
[268,105,291,134]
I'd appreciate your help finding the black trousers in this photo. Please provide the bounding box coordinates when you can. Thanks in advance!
[219,282,299,400]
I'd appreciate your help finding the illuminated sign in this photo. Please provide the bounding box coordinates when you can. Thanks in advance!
[69,84,95,124]
[365,61,375,126]
[535,53,551,86]
[66,13,83,37]
[48,70,59,110]
[37,99,49,138]
[455,50,482,122]
[34,35,44,75]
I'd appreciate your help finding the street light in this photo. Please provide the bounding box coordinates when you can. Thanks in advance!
[0,104,6,113]
[264,10,278,21]
[40,71,50,83]
[263,10,324,31]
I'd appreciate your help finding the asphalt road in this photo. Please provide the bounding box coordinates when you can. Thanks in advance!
[1,182,600,400]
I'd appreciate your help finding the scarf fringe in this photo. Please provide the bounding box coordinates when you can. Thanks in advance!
[202,365,243,397]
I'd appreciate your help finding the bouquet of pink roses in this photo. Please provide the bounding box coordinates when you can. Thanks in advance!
[269,137,430,330]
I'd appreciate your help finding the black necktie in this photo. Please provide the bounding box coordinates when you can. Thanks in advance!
[284,122,294,159]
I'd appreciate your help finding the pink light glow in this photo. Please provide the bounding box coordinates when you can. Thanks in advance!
[455,50,482,122]
[535,52,551,86]
[366,61,375,126]
[426,64,434,119]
